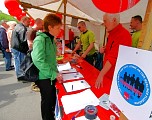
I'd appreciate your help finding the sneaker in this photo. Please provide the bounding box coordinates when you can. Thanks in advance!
[31,83,40,92]
[6,67,14,71]
[17,77,29,83]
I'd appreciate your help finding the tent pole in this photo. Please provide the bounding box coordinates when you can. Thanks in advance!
[61,0,67,55]
[57,0,64,12]
[137,0,152,50]
[20,2,89,21]
[63,0,67,41]
[23,8,34,19]
[17,0,34,19]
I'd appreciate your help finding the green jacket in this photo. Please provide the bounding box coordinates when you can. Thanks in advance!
[31,32,57,81]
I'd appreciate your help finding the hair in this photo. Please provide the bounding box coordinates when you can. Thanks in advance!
[105,13,120,23]
[35,18,43,24]
[7,21,17,29]
[132,15,142,23]
[21,16,30,22]
[0,20,7,25]
[78,21,86,26]
[43,13,62,32]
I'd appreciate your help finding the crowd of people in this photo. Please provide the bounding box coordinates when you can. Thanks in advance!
[0,12,143,120]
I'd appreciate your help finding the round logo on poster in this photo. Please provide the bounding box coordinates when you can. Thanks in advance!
[117,64,150,106]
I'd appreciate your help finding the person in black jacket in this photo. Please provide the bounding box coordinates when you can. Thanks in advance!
[11,16,30,79]
[0,20,14,71]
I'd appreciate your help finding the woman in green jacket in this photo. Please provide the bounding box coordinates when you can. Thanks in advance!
[31,14,63,120]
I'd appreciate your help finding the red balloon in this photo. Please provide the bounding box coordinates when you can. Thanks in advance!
[92,0,140,13]
[8,8,22,17]
[4,0,19,9]
[56,29,64,39]
[21,11,26,16]
[16,15,22,21]
[16,14,26,21]
[30,18,35,26]
[56,13,63,20]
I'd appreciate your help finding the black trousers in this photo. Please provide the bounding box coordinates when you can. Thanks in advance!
[36,79,57,120]
[84,54,95,66]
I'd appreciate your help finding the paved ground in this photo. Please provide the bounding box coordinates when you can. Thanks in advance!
[0,53,42,120]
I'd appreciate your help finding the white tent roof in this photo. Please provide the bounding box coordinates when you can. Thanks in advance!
[20,0,148,23]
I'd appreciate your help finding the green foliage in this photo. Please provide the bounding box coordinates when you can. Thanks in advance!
[0,12,18,22]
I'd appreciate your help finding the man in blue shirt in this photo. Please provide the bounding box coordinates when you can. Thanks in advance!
[0,20,14,71]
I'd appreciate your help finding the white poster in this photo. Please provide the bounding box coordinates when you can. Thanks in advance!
[109,45,152,120]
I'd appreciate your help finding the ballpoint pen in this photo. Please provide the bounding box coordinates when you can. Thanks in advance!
[76,65,82,69]
[71,110,82,120]
[72,85,73,91]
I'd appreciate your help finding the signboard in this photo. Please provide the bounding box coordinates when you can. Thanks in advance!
[109,45,152,120]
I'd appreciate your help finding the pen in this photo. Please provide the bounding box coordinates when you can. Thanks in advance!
[72,85,73,90]
[76,65,82,69]
[102,100,109,104]
[71,110,82,120]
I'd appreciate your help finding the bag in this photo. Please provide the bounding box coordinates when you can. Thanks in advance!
[18,50,39,82]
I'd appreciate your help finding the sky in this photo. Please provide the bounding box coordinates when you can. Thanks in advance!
[0,0,9,14]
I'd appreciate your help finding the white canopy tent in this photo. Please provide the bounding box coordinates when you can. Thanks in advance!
[20,0,148,23]
[19,0,149,49]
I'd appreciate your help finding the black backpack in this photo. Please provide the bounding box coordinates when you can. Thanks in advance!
[17,50,39,82]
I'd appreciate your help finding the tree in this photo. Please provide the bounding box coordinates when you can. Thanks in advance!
[0,12,18,22]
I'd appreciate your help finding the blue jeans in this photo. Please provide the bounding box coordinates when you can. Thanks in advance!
[3,50,12,70]
[11,48,26,77]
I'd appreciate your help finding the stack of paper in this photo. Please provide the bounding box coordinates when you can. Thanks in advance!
[62,72,84,81]
[99,93,110,110]
[61,89,100,114]
[63,80,90,92]
[57,62,71,72]
[60,68,77,74]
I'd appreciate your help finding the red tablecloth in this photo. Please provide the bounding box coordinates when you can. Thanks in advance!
[56,53,119,120]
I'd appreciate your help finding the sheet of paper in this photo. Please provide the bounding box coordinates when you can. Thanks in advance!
[99,93,110,110]
[75,116,100,120]
[60,68,77,74]
[63,80,90,92]
[62,72,84,81]
[61,89,100,114]
[57,62,71,72]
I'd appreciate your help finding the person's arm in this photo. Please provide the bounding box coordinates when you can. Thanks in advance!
[72,40,81,53]
[99,46,106,53]
[0,29,9,51]
[95,60,112,89]
[81,42,94,58]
